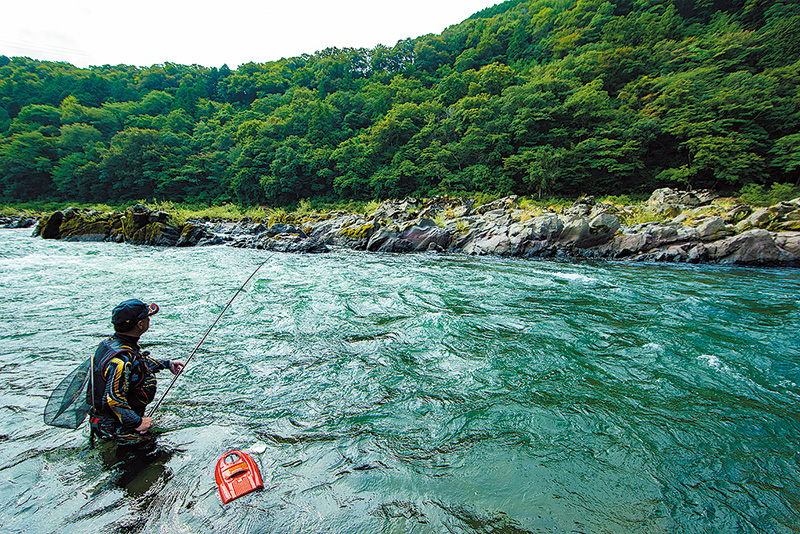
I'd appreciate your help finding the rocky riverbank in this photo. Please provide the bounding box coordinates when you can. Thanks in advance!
[25,188,800,267]
[0,215,38,229]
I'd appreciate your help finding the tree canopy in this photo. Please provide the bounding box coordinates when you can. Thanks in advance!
[1,0,799,204]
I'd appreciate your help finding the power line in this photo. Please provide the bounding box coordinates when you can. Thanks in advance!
[0,37,93,65]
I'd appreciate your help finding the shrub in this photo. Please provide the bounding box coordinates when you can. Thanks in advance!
[738,183,800,206]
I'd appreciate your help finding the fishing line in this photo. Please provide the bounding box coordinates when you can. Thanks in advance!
[147,255,272,417]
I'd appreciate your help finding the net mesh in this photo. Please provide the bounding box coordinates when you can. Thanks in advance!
[44,358,92,429]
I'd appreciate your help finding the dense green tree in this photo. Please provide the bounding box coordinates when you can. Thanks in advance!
[0,131,58,199]
[0,0,798,204]
[98,127,163,200]
[58,123,103,153]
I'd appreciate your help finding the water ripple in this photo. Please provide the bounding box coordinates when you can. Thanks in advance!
[2,230,800,533]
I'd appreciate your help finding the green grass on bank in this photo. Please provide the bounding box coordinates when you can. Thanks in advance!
[2,184,797,222]
[0,196,613,221]
[738,183,800,207]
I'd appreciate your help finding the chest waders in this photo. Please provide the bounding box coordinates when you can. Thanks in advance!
[88,338,149,446]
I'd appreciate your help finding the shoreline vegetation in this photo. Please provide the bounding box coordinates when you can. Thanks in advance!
[2,180,799,222]
[6,187,800,268]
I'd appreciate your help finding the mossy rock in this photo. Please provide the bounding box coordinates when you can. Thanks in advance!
[268,213,296,225]
[108,216,125,241]
[59,216,112,241]
[339,222,377,239]
[119,212,140,237]
[35,212,64,239]
[129,222,164,245]
[180,222,197,237]
[773,219,800,232]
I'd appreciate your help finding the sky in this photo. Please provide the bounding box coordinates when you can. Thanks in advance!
[1,0,501,69]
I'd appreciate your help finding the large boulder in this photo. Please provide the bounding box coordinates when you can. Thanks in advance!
[475,195,518,215]
[507,213,564,252]
[696,216,731,241]
[736,208,772,232]
[557,216,590,246]
[35,205,188,247]
[609,223,688,258]
[177,222,214,247]
[461,232,512,256]
[374,237,415,253]
[308,213,375,249]
[647,188,712,207]
[558,213,619,249]
[400,219,451,252]
[366,225,400,252]
[370,198,419,223]
[774,232,800,258]
[610,232,649,257]
[710,229,798,266]
[590,213,620,236]
[120,205,180,246]
[257,235,328,253]
[35,208,115,241]
[35,211,65,239]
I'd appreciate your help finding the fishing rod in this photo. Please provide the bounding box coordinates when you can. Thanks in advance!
[147,255,271,417]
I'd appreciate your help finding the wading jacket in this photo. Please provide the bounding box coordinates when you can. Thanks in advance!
[87,333,171,430]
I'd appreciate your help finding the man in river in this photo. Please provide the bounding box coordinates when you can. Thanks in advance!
[88,299,184,445]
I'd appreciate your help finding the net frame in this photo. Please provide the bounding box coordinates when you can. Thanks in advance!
[43,357,92,429]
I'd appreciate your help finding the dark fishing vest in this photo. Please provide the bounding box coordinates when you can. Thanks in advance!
[87,335,153,418]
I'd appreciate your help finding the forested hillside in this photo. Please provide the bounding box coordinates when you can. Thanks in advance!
[1,0,799,206]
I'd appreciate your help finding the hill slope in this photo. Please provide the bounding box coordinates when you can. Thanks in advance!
[1,0,799,205]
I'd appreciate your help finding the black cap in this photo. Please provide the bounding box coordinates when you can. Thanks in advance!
[111,299,159,331]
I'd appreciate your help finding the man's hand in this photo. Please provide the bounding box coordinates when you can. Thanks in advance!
[170,361,185,375]
[136,416,152,434]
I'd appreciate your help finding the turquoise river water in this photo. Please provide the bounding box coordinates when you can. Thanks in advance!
[1,227,799,533]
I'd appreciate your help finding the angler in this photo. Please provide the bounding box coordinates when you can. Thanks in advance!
[88,299,184,444]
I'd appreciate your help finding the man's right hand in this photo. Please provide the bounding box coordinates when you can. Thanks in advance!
[135,417,152,433]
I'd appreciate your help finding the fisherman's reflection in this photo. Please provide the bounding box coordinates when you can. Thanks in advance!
[98,436,175,498]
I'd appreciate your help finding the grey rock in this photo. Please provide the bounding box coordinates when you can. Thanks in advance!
[774,232,800,257]
[647,188,706,207]
[367,226,400,252]
[590,213,620,235]
[565,196,595,217]
[696,217,726,241]
[400,219,451,252]
[376,237,414,253]
[688,244,710,263]
[724,204,752,223]
[736,208,771,232]
[476,195,518,214]
[558,216,590,246]
[611,232,649,257]
[463,232,512,256]
[268,223,307,238]
[712,229,798,266]
[507,213,564,250]
[559,213,619,249]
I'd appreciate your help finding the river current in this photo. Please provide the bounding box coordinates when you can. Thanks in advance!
[1,227,799,533]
